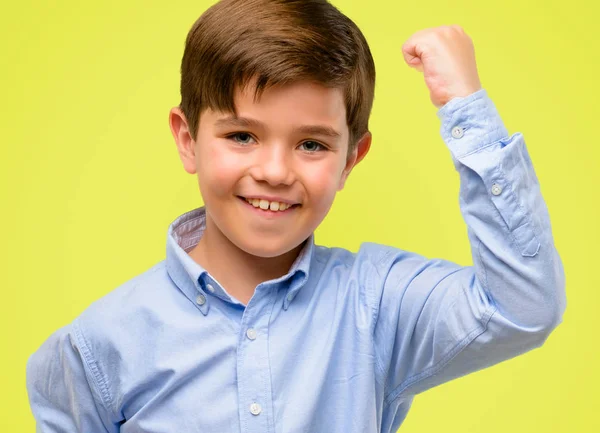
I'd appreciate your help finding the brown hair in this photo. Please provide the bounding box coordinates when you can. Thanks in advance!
[179,0,376,150]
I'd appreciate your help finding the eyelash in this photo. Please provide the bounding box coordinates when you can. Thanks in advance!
[226,132,327,152]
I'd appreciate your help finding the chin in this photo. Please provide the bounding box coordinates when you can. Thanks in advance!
[242,244,295,259]
[236,236,303,259]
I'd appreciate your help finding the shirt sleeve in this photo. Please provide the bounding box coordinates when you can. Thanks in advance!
[26,322,120,433]
[370,89,567,405]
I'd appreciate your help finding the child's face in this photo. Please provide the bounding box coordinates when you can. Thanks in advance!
[175,80,370,258]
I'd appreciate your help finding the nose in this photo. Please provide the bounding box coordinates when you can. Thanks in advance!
[251,144,295,186]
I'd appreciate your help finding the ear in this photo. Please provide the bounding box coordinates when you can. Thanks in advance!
[169,107,197,174]
[338,131,372,191]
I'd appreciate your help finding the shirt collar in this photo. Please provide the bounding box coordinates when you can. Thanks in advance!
[165,207,314,313]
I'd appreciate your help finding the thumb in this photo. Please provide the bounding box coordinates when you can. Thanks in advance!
[406,57,424,72]
[402,42,424,72]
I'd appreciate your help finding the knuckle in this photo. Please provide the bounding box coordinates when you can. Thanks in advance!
[435,26,453,38]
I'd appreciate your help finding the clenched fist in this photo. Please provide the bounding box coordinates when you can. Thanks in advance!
[402,25,482,108]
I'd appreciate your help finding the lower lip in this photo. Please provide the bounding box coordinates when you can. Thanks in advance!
[238,197,298,218]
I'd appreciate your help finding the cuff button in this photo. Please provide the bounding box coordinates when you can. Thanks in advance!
[451,126,465,139]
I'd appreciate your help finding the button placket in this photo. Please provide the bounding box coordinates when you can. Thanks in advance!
[491,183,503,196]
[237,296,275,431]
[250,403,262,416]
[246,328,257,340]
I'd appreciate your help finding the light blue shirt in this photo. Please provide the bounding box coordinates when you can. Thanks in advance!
[26,89,566,433]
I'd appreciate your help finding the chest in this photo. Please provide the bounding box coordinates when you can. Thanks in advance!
[117,285,380,432]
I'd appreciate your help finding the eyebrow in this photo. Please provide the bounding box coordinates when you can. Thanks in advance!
[214,116,342,139]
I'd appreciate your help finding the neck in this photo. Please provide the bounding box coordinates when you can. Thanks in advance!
[188,213,305,305]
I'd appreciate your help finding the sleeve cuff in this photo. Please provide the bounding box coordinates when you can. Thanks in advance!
[436,89,510,159]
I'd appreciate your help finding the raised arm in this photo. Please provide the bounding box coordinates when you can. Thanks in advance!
[371,26,566,403]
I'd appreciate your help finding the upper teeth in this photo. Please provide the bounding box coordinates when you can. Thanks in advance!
[245,198,293,211]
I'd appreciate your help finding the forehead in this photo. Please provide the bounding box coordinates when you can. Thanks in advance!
[231,80,348,130]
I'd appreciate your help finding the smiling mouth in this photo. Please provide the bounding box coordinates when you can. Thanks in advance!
[237,196,300,212]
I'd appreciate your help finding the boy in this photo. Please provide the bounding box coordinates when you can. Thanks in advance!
[26,0,566,432]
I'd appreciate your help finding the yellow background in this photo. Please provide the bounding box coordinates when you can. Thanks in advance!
[2,0,598,431]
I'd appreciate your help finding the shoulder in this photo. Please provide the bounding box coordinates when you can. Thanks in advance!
[77,261,169,328]
[356,242,461,281]
[32,260,171,352]
[311,242,433,303]
[69,260,181,363]
[27,262,173,419]
[314,242,463,307]
[314,241,432,275]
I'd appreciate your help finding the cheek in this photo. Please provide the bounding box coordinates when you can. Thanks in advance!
[303,161,343,205]
[197,143,246,194]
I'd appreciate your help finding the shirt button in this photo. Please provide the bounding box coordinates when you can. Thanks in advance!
[491,183,503,196]
[250,403,262,415]
[451,126,464,139]
[246,328,257,340]
[196,294,206,305]
[206,284,215,293]
[287,293,294,302]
